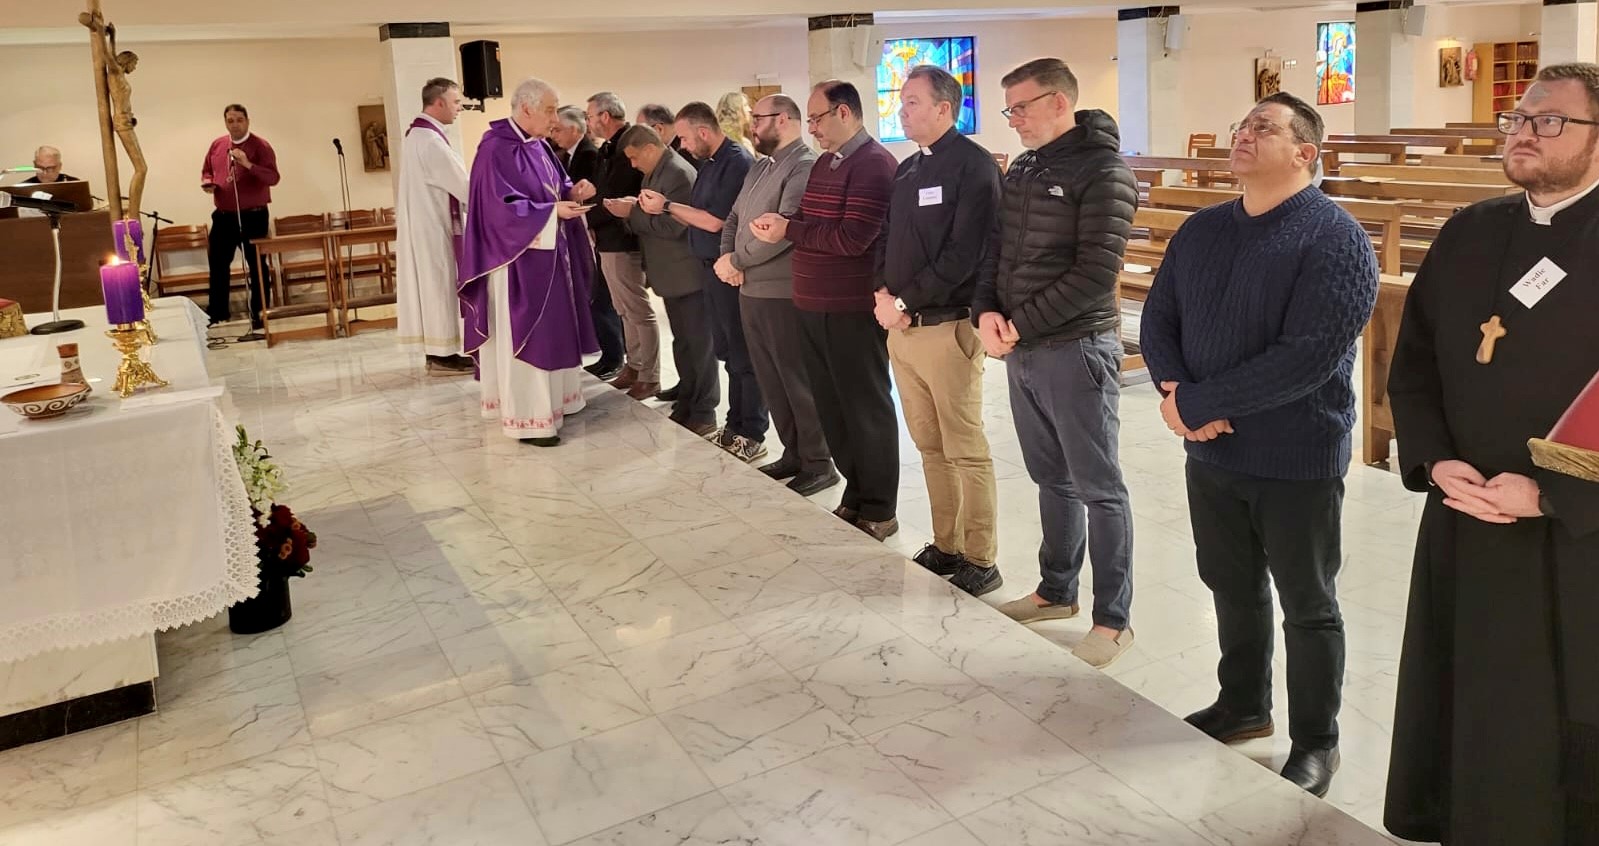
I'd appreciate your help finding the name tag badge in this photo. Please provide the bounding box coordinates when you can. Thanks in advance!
[918,185,943,207]
[1510,257,1567,309]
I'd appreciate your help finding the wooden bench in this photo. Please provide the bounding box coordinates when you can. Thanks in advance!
[329,225,398,336]
[1419,154,1503,169]
[1123,155,1235,189]
[1322,141,1409,169]
[151,224,213,300]
[1339,163,1511,186]
[1363,274,1413,465]
[1319,176,1516,205]
[1144,186,1406,275]
[1328,134,1467,154]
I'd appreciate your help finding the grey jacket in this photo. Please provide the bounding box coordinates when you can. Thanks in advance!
[719,138,817,299]
[628,147,702,299]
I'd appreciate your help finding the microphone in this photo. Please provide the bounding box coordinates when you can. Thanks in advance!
[333,138,344,156]
[0,193,78,214]
[2,166,39,174]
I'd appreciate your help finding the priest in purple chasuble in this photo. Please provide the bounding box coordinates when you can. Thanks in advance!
[458,78,600,446]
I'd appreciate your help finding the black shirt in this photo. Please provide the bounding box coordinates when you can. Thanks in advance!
[876,127,1001,313]
[586,123,645,253]
[19,174,76,185]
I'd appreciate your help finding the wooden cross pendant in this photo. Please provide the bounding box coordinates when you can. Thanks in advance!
[1476,315,1507,364]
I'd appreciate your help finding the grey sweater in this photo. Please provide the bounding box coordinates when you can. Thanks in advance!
[719,138,817,299]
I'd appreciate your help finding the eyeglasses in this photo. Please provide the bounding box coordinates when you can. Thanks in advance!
[1230,118,1289,139]
[1000,91,1060,120]
[751,111,783,122]
[1497,111,1599,138]
[806,105,840,127]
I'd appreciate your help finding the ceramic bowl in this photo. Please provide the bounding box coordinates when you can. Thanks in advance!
[3,383,91,420]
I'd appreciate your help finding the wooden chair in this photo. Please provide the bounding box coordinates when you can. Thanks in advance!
[252,230,339,347]
[329,224,399,336]
[327,209,391,294]
[377,207,396,225]
[270,213,331,302]
[151,224,213,300]
[1183,133,1217,185]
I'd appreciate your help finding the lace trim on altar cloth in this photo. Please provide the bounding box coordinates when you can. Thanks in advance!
[0,405,260,663]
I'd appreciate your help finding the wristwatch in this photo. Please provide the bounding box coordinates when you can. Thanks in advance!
[662,200,673,213]
[893,297,907,313]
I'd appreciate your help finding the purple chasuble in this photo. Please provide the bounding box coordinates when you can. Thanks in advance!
[457,118,598,371]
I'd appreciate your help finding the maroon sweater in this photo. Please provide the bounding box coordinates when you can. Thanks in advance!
[201,134,280,212]
[788,134,896,313]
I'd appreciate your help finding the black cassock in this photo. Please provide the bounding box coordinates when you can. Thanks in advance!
[1385,188,1599,845]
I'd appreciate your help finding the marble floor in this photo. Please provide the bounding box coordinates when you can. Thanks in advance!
[0,321,1423,846]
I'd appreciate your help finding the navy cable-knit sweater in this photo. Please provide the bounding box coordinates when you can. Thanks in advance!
[1139,185,1379,480]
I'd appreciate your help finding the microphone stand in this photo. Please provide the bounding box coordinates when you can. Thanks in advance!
[28,209,85,335]
[230,155,264,343]
[334,139,353,334]
[138,208,173,293]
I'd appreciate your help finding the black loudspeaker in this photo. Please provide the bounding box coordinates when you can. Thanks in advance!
[460,40,502,100]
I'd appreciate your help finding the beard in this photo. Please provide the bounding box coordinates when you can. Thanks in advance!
[1506,133,1599,196]
[754,130,780,156]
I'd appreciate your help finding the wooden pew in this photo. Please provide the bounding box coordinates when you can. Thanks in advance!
[1144,186,1405,275]
[1426,153,1496,167]
[1322,141,1409,166]
[1123,155,1235,188]
[1339,163,1511,186]
[1364,274,1412,465]
[1328,134,1467,154]
[1118,207,1195,373]
[1390,126,1505,141]
[1318,176,1515,205]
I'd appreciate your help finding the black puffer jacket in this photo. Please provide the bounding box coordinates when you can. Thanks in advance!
[973,110,1138,345]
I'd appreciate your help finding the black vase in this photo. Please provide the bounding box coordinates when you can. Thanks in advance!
[229,573,293,634]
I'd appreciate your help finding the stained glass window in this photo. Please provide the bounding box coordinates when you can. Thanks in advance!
[1315,22,1356,105]
[877,36,978,142]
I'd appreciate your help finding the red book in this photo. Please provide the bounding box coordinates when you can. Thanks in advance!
[1530,369,1599,481]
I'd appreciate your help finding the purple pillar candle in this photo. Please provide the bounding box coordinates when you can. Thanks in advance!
[101,259,145,325]
[111,218,145,263]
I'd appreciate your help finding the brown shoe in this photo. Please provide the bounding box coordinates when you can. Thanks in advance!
[609,367,638,390]
[627,380,660,401]
[855,517,899,542]
[832,504,860,523]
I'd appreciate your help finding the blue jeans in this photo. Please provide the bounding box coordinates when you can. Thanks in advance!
[1006,332,1134,629]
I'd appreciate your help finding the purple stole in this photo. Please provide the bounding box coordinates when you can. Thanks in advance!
[407,117,465,256]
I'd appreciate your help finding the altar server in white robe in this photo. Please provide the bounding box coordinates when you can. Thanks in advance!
[397,77,473,375]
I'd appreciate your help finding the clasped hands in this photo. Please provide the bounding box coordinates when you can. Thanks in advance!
[873,289,911,331]
[712,254,744,287]
[1159,382,1233,443]
[749,213,788,244]
[1431,460,1542,524]
[976,312,1019,358]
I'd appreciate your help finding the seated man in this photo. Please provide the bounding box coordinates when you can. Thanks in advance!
[20,146,76,184]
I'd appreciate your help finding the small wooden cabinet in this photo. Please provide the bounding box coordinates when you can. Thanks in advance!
[1472,40,1539,123]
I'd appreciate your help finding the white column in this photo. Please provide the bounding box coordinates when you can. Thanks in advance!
[1354,1,1417,134]
[807,14,882,138]
[1116,7,1185,156]
[379,23,460,198]
[1542,0,1599,65]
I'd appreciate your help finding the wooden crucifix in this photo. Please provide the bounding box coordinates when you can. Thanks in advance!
[1477,314,1507,365]
[79,0,146,220]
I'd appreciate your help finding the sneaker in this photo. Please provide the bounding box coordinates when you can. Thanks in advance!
[950,562,1003,597]
[787,469,840,497]
[586,361,623,381]
[1072,628,1135,669]
[997,595,1081,624]
[724,434,768,463]
[912,545,963,577]
[707,427,736,448]
[855,517,899,542]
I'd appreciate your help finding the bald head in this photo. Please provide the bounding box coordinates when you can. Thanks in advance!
[751,94,804,156]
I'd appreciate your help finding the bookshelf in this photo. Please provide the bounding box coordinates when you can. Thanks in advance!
[1472,40,1539,123]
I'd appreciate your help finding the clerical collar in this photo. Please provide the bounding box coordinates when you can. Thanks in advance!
[918,126,960,157]
[508,119,538,144]
[229,133,251,145]
[1527,176,1599,226]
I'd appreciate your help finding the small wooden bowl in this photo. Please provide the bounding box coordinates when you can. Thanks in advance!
[3,383,91,420]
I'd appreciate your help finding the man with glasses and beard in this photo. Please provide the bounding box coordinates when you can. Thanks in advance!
[718,94,839,496]
[1384,63,1599,845]
[1140,90,1378,798]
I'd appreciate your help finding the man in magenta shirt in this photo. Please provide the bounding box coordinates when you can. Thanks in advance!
[202,103,279,330]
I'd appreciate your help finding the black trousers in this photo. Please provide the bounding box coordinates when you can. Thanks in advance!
[1186,458,1346,750]
[662,290,718,427]
[589,248,625,368]
[796,309,899,522]
[704,265,768,441]
[207,207,271,326]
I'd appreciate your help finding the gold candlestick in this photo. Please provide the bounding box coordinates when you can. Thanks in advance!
[106,322,168,397]
[137,282,157,344]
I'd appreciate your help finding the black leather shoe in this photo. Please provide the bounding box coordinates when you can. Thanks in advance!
[760,457,801,480]
[1183,703,1274,744]
[655,384,680,402]
[585,361,623,381]
[912,545,963,577]
[1281,746,1340,797]
[950,561,1003,596]
[788,469,840,497]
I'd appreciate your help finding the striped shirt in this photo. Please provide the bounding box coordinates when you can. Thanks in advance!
[787,130,896,313]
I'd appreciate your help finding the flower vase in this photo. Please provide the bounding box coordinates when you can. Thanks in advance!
[228,572,293,634]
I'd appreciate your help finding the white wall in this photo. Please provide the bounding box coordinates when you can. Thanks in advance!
[0,38,396,230]
[1408,3,1529,128]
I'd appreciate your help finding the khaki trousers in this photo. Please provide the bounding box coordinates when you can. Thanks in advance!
[887,320,997,565]
[599,251,659,382]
